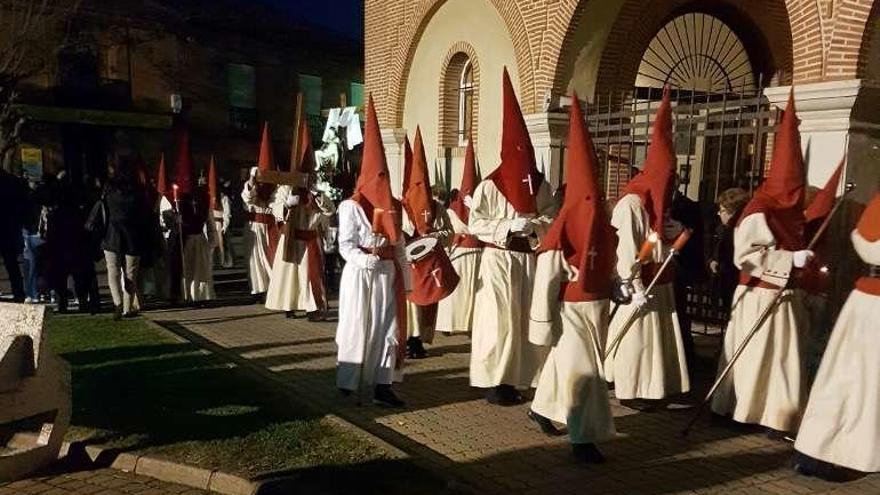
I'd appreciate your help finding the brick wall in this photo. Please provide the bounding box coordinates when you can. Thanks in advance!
[366,0,876,128]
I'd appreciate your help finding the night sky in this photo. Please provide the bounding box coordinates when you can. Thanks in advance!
[253,0,364,41]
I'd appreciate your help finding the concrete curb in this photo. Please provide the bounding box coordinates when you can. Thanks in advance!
[16,433,262,495]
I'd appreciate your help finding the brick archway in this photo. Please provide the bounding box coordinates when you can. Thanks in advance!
[586,0,796,96]
[380,0,534,128]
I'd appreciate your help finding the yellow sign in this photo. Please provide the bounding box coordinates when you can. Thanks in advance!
[20,146,43,180]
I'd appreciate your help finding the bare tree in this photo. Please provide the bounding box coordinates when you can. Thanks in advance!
[0,0,80,172]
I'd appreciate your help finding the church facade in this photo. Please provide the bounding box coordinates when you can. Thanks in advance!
[364,0,878,206]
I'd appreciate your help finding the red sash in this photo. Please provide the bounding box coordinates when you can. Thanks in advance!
[293,230,326,311]
[247,212,275,224]
[856,277,880,296]
[453,234,484,249]
[361,245,407,369]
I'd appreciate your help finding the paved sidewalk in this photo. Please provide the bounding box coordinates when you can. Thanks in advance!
[0,464,208,495]
[143,301,880,495]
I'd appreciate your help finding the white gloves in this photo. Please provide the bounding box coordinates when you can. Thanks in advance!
[249,166,259,179]
[793,250,815,269]
[509,217,530,234]
[663,218,684,240]
[285,194,300,207]
[362,254,381,271]
[632,291,649,309]
[463,195,473,208]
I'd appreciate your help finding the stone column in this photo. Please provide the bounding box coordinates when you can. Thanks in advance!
[380,128,408,198]
[765,80,873,200]
[524,112,569,191]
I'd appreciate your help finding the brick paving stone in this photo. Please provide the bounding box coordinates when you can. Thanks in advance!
[1,468,209,495]
[17,296,879,495]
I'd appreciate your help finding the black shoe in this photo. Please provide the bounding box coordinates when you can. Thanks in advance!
[307,311,325,322]
[338,388,352,397]
[113,305,123,321]
[406,337,428,359]
[528,410,564,436]
[373,384,405,408]
[285,311,297,319]
[486,385,522,406]
[766,427,789,441]
[572,443,605,464]
[793,452,819,477]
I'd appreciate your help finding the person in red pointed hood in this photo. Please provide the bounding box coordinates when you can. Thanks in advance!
[437,135,484,334]
[711,88,815,436]
[265,104,335,321]
[402,127,437,236]
[794,192,880,477]
[527,93,616,463]
[156,153,170,202]
[161,125,217,305]
[335,95,412,408]
[241,122,281,298]
[206,156,232,270]
[467,68,556,406]
[605,86,690,407]
[402,135,413,199]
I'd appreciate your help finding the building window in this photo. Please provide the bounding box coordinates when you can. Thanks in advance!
[349,82,364,108]
[457,60,474,146]
[441,49,478,148]
[228,63,256,131]
[298,74,323,116]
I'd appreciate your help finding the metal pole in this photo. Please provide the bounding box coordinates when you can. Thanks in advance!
[684,86,696,185]
[749,72,764,193]
[732,77,746,182]
[697,91,712,200]
[643,86,653,168]
[713,89,728,201]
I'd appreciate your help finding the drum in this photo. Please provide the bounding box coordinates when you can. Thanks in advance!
[405,237,460,305]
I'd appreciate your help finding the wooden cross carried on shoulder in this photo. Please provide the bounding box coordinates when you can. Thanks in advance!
[257,93,309,189]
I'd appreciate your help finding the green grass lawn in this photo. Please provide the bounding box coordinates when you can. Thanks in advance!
[45,313,389,478]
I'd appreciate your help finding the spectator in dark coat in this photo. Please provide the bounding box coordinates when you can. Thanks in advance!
[42,171,99,313]
[102,160,151,319]
[709,188,750,311]
[670,187,706,371]
[0,168,29,302]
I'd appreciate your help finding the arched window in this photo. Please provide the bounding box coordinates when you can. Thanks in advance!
[440,48,479,148]
[457,59,475,146]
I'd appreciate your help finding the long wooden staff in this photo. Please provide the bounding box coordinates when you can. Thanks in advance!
[682,182,856,436]
[604,229,692,361]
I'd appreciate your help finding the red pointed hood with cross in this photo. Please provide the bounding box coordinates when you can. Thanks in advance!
[207,155,220,211]
[351,95,402,243]
[621,86,676,234]
[403,134,413,196]
[403,126,435,236]
[173,126,195,194]
[254,122,277,201]
[156,153,169,201]
[539,93,616,299]
[739,88,806,250]
[449,136,478,223]
[487,67,543,214]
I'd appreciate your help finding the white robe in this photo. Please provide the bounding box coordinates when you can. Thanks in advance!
[604,194,690,400]
[241,183,273,294]
[335,200,412,391]
[468,180,555,389]
[436,209,482,333]
[794,231,880,472]
[212,194,233,268]
[529,250,616,444]
[265,185,333,312]
[710,212,808,432]
[159,196,216,302]
[403,201,451,344]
